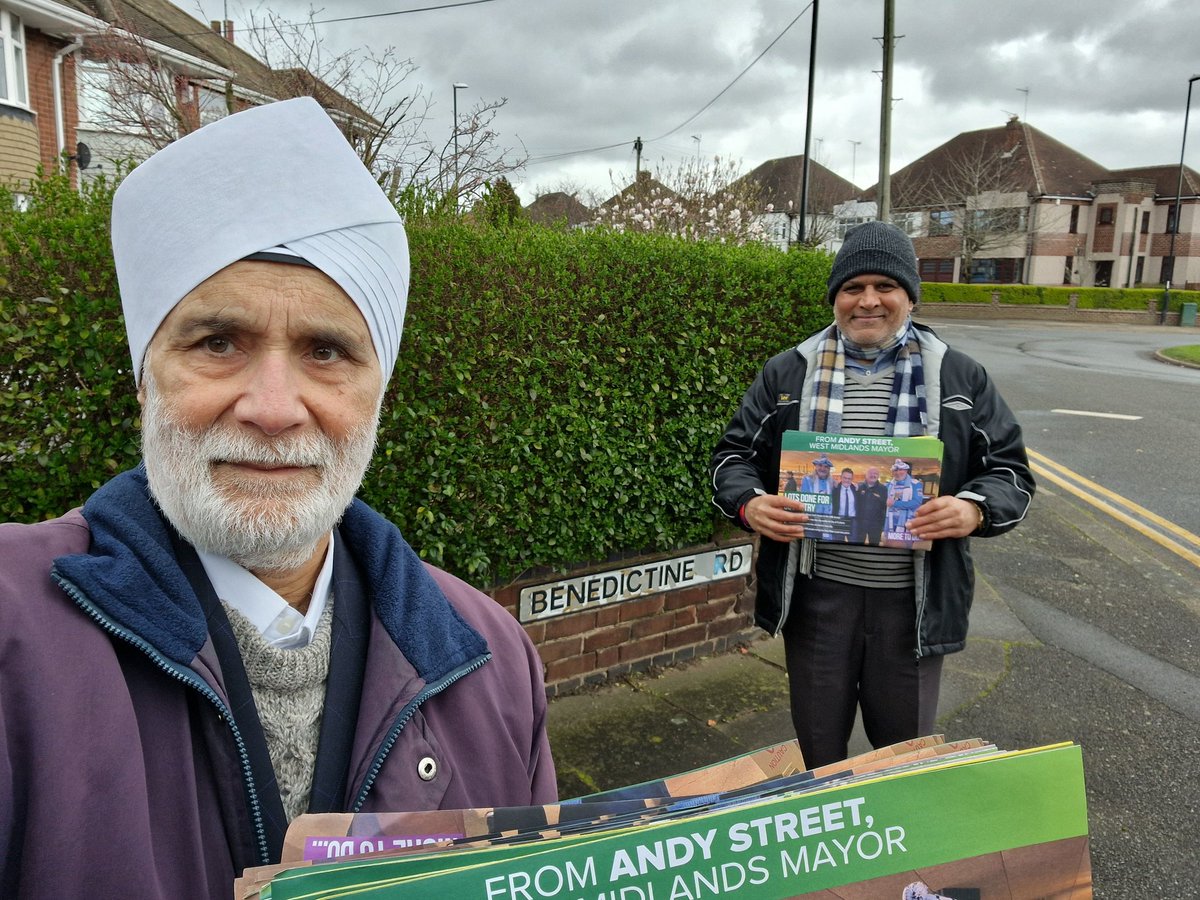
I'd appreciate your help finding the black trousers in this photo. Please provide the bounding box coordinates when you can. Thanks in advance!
[781,575,944,769]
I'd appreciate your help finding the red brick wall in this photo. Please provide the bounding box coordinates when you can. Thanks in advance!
[1034,234,1085,256]
[1092,224,1115,254]
[913,236,962,258]
[489,539,758,696]
[1151,232,1194,257]
[24,29,78,180]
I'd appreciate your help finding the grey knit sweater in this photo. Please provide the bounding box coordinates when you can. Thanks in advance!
[224,600,334,822]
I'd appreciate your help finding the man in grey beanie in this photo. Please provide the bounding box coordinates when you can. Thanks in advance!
[0,99,555,900]
[710,220,1034,768]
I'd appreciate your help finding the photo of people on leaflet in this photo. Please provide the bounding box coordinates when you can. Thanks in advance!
[778,447,941,551]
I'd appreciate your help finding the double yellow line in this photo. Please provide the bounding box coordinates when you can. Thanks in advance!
[1028,448,1200,568]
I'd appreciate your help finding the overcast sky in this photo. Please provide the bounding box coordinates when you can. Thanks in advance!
[207,0,1200,205]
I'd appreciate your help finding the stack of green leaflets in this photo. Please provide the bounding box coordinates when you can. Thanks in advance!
[241,737,1091,899]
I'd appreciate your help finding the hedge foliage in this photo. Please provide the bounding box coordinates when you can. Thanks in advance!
[920,280,1200,310]
[1,172,831,585]
[0,172,135,517]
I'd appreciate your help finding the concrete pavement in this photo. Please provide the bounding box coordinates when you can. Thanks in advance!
[545,557,1035,799]
[545,481,1200,895]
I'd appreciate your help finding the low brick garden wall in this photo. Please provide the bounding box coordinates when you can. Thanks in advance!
[488,536,761,695]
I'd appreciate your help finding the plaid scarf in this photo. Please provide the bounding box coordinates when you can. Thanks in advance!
[808,320,927,436]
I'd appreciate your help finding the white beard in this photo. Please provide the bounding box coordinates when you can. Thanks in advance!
[140,373,379,573]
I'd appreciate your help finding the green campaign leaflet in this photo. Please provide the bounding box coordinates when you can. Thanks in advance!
[251,743,1090,899]
[779,431,945,551]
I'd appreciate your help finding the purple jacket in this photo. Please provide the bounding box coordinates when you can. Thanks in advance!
[0,469,556,899]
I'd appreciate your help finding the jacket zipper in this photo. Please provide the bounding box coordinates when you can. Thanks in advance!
[352,653,491,812]
[51,572,273,866]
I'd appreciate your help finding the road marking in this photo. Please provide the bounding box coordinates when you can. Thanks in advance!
[1028,448,1200,567]
[1050,409,1142,421]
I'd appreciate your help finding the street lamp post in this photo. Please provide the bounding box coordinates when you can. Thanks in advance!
[1165,74,1200,323]
[452,82,469,196]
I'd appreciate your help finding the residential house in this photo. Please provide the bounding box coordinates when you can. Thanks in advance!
[735,154,861,251]
[525,190,591,229]
[0,0,98,197]
[1097,164,1200,289]
[843,115,1200,289]
[0,0,368,192]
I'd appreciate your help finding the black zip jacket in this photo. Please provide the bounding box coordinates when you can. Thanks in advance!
[710,323,1034,657]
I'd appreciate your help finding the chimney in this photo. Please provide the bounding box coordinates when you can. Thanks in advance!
[209,19,221,33]
[1004,114,1023,151]
[223,19,234,43]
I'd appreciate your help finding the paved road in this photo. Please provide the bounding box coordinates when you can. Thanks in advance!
[548,482,1199,895]
[949,480,1199,896]
[919,318,1200,535]
[549,321,1200,895]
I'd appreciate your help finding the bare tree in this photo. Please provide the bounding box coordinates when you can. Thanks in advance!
[246,6,526,211]
[79,4,525,214]
[892,136,1033,281]
[79,22,212,152]
[593,155,767,245]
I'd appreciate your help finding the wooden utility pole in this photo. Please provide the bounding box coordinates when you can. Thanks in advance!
[798,0,819,244]
[877,0,895,222]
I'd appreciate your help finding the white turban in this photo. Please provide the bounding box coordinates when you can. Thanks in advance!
[110,97,409,385]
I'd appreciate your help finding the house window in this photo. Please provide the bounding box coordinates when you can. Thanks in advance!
[1063,255,1074,285]
[1141,211,1150,234]
[891,212,921,236]
[971,208,1026,232]
[918,258,955,282]
[968,258,1024,284]
[929,210,955,236]
[1098,205,1114,226]
[836,216,870,238]
[0,8,29,107]
[1094,260,1113,287]
[1166,204,1178,234]
[1069,205,1080,234]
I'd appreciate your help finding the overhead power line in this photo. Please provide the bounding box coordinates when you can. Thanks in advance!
[650,2,813,142]
[154,0,503,42]
[307,0,502,27]
[526,2,814,168]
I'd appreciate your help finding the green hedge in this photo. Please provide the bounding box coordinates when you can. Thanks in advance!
[1,173,830,584]
[0,172,135,517]
[920,281,1200,311]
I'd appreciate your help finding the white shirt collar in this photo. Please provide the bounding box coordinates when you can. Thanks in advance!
[196,532,335,649]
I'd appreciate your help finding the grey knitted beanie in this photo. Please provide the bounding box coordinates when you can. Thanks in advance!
[826,220,921,304]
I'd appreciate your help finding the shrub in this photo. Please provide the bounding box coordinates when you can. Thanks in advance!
[368,224,829,581]
[0,171,137,520]
[920,281,1200,312]
[1,177,831,585]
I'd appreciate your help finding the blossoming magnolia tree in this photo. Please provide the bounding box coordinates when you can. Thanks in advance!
[593,156,769,245]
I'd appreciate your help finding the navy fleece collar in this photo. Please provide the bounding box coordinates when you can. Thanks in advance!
[53,468,487,677]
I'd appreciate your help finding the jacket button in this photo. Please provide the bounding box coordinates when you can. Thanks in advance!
[417,756,438,781]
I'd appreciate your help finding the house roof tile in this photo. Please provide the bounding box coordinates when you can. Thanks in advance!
[734,155,860,211]
[866,117,1111,206]
[525,191,592,227]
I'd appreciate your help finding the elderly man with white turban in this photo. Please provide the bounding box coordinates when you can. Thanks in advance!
[0,99,556,900]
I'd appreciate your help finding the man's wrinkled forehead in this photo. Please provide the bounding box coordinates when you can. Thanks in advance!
[160,260,371,348]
